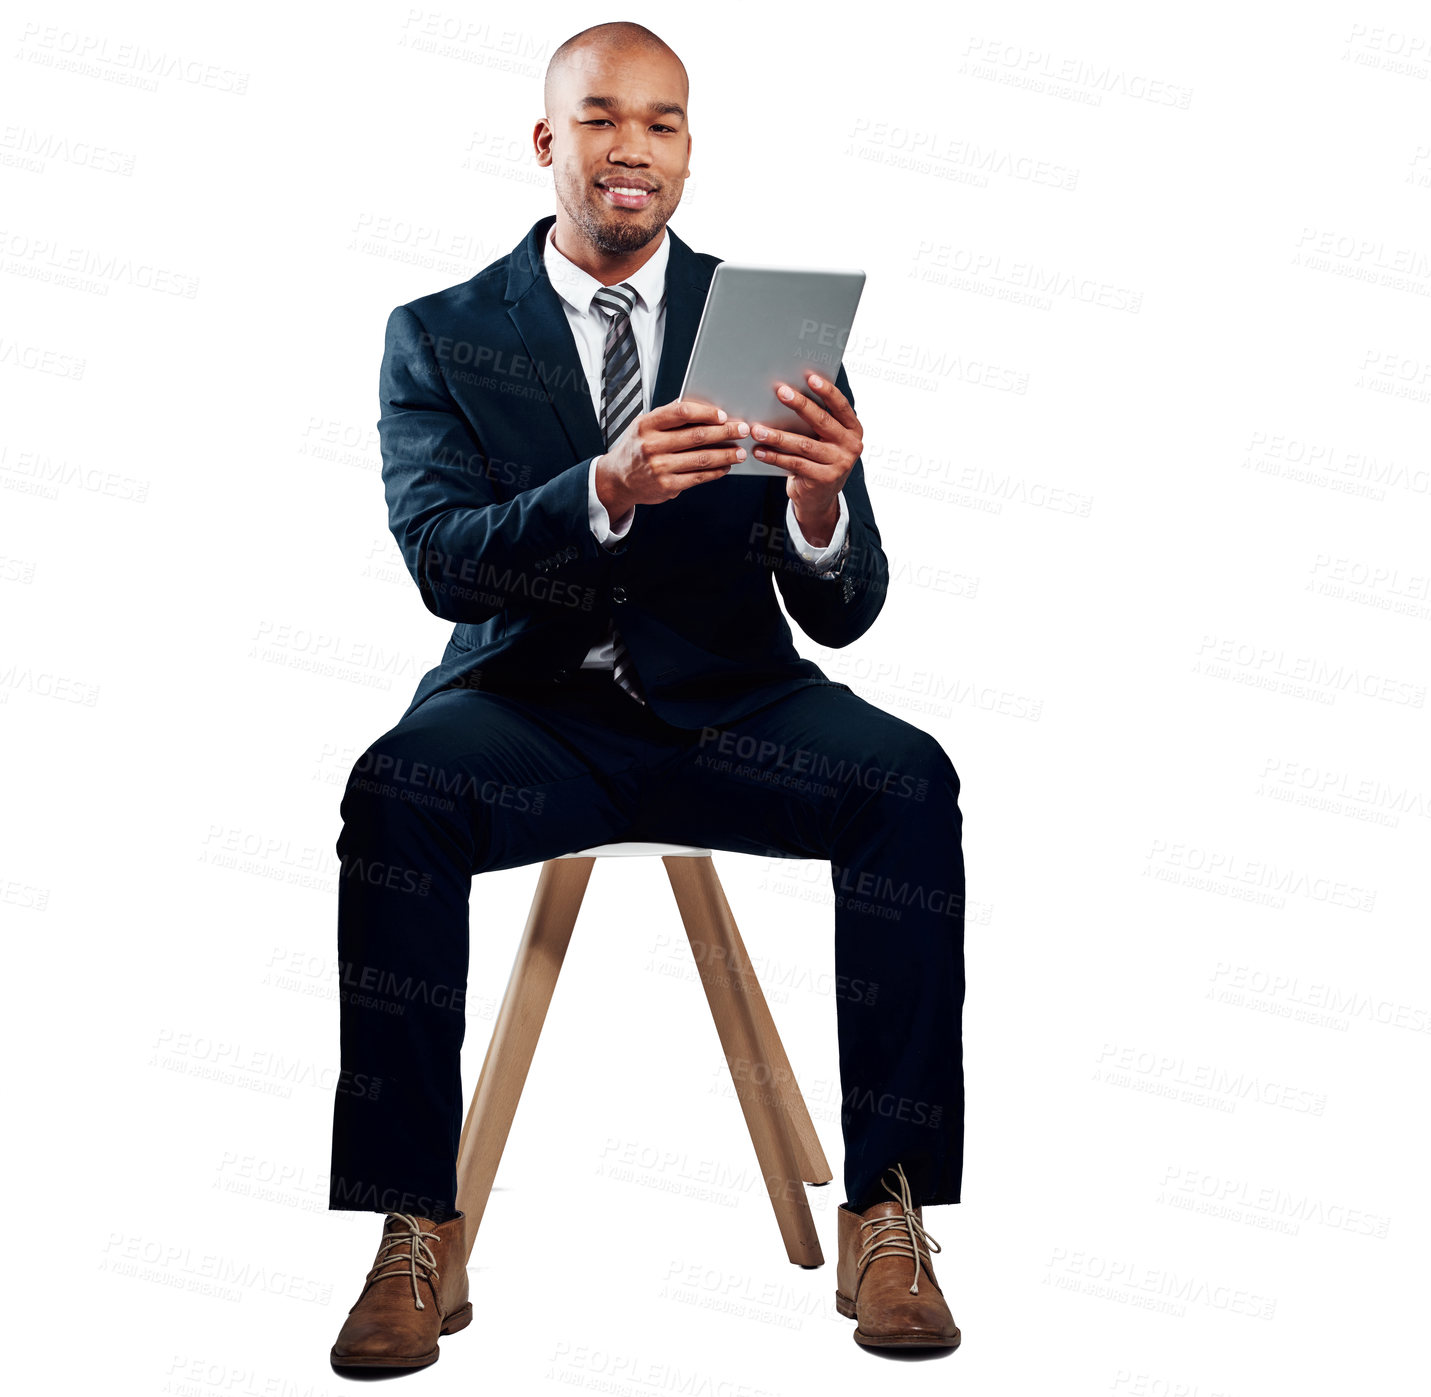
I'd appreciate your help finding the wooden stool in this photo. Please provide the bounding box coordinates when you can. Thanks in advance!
[454,842,832,1268]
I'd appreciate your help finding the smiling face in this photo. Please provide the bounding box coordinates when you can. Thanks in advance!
[536,40,691,267]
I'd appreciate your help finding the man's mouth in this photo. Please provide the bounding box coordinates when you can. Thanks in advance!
[598,180,656,210]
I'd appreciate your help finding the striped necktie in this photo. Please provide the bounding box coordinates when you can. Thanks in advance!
[593,282,647,706]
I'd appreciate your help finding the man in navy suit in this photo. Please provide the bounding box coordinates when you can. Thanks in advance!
[330,21,965,1367]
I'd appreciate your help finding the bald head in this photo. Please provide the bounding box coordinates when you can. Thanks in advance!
[536,21,692,265]
[544,21,688,116]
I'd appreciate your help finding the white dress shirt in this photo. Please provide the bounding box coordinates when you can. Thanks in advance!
[541,223,851,671]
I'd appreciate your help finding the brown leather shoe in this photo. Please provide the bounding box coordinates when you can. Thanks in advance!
[330,1211,473,1369]
[835,1164,960,1349]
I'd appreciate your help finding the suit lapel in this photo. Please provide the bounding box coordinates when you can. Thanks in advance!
[503,215,716,463]
[505,217,604,460]
[652,226,713,410]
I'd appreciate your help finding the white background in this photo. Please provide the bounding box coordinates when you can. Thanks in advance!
[4,1,1428,1392]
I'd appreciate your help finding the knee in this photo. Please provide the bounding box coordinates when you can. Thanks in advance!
[832,723,960,837]
[880,724,960,804]
[336,730,443,850]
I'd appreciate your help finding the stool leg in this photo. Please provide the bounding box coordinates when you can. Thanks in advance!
[662,854,824,1268]
[455,856,594,1265]
[702,865,833,1187]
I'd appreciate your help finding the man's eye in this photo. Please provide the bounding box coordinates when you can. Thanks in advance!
[582,120,677,132]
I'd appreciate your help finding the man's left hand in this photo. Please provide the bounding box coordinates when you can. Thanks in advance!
[751,372,863,549]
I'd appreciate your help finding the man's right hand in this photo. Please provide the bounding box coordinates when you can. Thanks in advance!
[594,399,749,520]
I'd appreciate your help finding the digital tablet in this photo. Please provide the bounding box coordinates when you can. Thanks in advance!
[678,263,866,476]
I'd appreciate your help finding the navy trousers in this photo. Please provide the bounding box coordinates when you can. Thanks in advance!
[328,668,966,1217]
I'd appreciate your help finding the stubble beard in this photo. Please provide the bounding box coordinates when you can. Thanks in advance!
[558,172,674,255]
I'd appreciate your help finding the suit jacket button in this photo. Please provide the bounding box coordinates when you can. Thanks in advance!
[612,585,628,603]
[554,667,571,682]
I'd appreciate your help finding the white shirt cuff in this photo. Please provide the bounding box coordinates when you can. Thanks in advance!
[588,455,634,547]
[785,492,849,571]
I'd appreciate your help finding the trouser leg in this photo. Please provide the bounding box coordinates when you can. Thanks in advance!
[628,684,966,1211]
[827,739,964,1210]
[328,683,645,1216]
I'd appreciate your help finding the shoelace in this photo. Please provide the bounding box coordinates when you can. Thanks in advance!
[856,1162,943,1295]
[366,1213,442,1310]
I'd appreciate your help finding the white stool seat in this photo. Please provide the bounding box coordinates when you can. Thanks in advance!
[558,841,712,859]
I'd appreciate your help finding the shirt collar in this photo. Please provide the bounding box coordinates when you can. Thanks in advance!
[544,220,669,317]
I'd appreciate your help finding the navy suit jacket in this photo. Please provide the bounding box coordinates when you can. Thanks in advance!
[378,213,889,730]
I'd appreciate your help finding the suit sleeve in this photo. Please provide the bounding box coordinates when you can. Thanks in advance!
[769,362,888,646]
[377,304,610,624]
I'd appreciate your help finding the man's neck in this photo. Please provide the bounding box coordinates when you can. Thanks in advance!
[549,214,666,287]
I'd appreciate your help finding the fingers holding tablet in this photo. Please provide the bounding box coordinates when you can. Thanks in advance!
[750,373,863,493]
[594,398,750,514]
